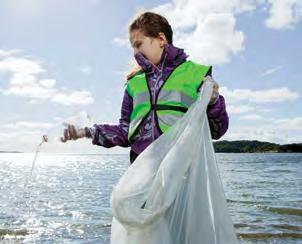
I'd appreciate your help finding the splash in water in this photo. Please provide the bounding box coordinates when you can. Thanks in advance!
[23,138,46,195]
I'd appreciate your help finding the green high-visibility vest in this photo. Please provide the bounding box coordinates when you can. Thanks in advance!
[126,60,211,141]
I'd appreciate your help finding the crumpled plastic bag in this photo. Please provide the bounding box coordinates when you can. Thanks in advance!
[110,80,238,244]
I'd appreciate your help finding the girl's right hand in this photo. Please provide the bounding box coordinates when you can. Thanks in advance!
[61,124,86,142]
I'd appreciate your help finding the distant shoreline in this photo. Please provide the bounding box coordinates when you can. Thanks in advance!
[1,140,302,154]
[213,140,302,153]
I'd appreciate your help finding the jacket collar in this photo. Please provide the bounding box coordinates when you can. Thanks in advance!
[134,44,188,73]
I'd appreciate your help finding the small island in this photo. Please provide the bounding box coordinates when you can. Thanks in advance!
[213,140,302,153]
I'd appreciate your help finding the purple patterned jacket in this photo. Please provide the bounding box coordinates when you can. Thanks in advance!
[89,44,229,158]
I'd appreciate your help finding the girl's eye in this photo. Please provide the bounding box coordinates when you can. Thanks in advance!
[135,42,142,48]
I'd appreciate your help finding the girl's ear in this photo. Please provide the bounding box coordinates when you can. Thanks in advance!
[158,32,168,47]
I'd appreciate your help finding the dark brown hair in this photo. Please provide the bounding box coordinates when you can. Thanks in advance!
[129,12,173,44]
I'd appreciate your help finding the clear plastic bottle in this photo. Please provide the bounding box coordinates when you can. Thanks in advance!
[42,111,92,143]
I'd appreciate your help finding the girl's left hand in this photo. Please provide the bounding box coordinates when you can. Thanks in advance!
[209,78,219,105]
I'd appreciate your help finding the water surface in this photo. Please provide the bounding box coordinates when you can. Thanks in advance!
[0,153,301,243]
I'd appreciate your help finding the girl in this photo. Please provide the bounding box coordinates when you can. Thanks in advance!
[62,12,229,164]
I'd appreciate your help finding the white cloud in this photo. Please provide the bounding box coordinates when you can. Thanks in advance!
[39,79,56,88]
[175,13,244,64]
[114,0,302,65]
[0,57,45,78]
[239,114,264,120]
[151,0,251,65]
[52,90,94,106]
[262,65,283,76]
[273,116,302,130]
[0,49,94,106]
[0,115,100,153]
[223,114,302,143]
[4,83,56,99]
[224,124,302,144]
[113,0,257,64]
[152,0,260,30]
[220,86,299,103]
[224,126,286,143]
[0,49,21,57]
[0,121,53,130]
[265,0,302,29]
[113,36,130,48]
[80,65,92,74]
[227,105,255,114]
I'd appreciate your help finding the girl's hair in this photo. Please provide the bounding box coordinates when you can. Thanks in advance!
[129,12,173,44]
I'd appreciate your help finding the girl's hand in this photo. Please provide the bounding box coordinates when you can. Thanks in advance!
[61,124,86,142]
[204,76,219,105]
[209,79,219,104]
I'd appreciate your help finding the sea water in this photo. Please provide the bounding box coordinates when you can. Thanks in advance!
[0,153,301,243]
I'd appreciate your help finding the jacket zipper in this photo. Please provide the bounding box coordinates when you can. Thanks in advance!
[151,53,167,142]
[152,71,163,141]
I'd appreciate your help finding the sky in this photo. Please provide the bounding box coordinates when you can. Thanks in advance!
[0,0,301,153]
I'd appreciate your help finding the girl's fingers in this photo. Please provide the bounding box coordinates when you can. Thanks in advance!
[69,124,80,140]
[62,128,69,142]
[212,80,219,93]
[61,124,80,142]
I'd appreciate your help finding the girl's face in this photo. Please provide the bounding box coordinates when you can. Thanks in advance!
[130,30,165,66]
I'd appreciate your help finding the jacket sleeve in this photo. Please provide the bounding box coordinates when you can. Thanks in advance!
[89,90,132,148]
[199,68,229,140]
[207,95,229,140]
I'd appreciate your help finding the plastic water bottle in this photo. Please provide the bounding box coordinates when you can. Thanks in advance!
[43,111,92,143]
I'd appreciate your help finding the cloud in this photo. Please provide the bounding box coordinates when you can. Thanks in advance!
[113,36,130,48]
[52,90,94,106]
[0,113,96,152]
[262,65,283,76]
[152,0,259,30]
[224,123,302,144]
[174,13,244,65]
[265,0,302,29]
[39,79,56,88]
[80,65,92,74]
[0,49,21,58]
[239,114,264,120]
[113,0,257,64]
[223,126,288,143]
[223,114,302,143]
[0,49,94,106]
[220,86,299,103]
[273,116,302,130]
[0,57,45,78]
[151,0,252,65]
[227,105,256,114]
[114,0,302,64]
[4,83,56,99]
[0,121,53,130]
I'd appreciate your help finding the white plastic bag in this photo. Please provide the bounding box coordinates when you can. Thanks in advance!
[110,80,238,244]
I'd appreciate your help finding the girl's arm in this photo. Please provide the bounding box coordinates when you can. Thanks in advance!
[87,91,132,148]
[207,95,229,139]
[200,70,229,140]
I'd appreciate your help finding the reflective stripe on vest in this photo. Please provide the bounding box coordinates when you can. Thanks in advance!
[126,60,211,141]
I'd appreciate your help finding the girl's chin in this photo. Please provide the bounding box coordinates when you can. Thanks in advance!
[150,59,160,66]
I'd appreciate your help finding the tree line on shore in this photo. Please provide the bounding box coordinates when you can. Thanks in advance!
[213,140,302,153]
